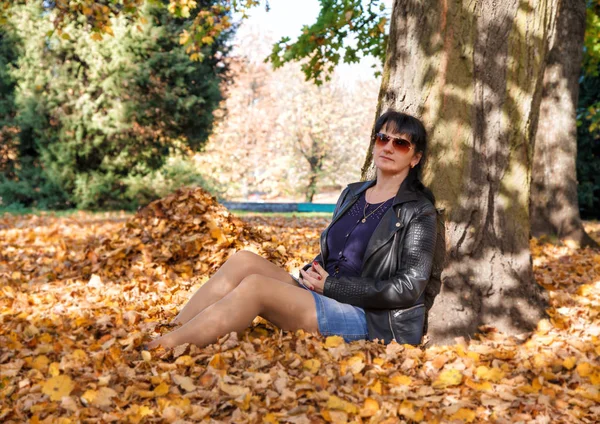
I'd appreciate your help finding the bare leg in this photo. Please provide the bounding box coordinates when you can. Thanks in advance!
[172,250,298,326]
[147,274,318,349]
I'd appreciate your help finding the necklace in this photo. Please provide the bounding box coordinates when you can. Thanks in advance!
[362,194,391,223]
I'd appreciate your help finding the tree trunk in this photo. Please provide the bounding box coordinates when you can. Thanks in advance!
[305,172,318,202]
[362,0,559,344]
[530,0,598,248]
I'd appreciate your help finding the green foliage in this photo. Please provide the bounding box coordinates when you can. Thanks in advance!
[0,1,232,210]
[577,1,600,219]
[577,68,600,220]
[583,1,600,135]
[584,0,600,76]
[267,0,388,84]
[0,1,252,64]
[121,152,225,210]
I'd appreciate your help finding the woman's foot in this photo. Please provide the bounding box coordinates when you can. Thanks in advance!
[145,334,177,350]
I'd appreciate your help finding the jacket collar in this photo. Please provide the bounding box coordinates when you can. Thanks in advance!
[346,174,419,206]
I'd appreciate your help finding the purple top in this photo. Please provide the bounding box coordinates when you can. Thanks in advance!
[325,192,394,278]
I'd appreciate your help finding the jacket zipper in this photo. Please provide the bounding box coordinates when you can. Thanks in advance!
[393,303,424,317]
[389,303,424,341]
[389,310,397,341]
[388,206,404,342]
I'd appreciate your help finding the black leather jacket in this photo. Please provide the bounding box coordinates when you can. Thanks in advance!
[304,177,437,344]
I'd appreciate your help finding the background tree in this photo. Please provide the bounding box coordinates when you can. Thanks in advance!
[268,0,389,84]
[0,1,232,210]
[577,1,600,220]
[530,0,598,248]
[194,28,378,201]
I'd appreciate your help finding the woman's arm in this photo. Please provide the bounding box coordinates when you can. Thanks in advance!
[322,201,437,310]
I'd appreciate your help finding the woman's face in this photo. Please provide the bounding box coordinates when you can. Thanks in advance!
[373,123,422,176]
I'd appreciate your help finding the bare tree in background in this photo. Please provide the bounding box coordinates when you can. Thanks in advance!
[196,26,378,201]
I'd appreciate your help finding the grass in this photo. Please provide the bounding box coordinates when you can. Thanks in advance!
[0,207,132,218]
[0,206,331,219]
[229,210,332,218]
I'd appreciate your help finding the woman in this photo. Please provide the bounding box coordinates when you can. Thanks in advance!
[146,110,437,349]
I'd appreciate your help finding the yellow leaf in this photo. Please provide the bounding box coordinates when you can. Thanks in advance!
[360,397,379,417]
[322,410,348,423]
[467,351,481,361]
[576,362,593,378]
[235,392,251,411]
[450,408,476,422]
[327,395,359,414]
[179,30,189,45]
[39,333,53,344]
[325,335,344,348]
[81,387,117,407]
[390,374,412,386]
[398,400,424,421]
[432,368,463,388]
[48,362,60,377]
[373,358,385,366]
[575,385,600,402]
[175,355,195,366]
[303,358,321,374]
[340,354,365,375]
[475,365,505,382]
[208,353,226,369]
[369,379,382,394]
[562,356,577,370]
[32,355,50,372]
[126,404,154,423]
[263,413,279,423]
[153,381,169,397]
[577,284,594,296]
[141,350,151,362]
[90,32,103,41]
[42,375,75,401]
[518,378,542,394]
[465,378,492,391]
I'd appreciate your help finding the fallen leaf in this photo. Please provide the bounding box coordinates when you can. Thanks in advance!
[41,375,75,401]
[432,368,463,388]
[172,374,196,392]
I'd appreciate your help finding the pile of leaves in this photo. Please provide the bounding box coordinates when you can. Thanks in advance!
[1,188,296,288]
[0,189,599,422]
[84,188,295,284]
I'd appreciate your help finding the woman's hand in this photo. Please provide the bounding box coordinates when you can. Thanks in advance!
[300,261,329,294]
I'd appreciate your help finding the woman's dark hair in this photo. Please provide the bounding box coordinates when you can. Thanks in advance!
[373,109,436,205]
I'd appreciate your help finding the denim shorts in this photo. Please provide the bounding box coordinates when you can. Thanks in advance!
[292,275,368,342]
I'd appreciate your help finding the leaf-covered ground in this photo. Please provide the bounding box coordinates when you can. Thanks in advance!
[1,187,599,423]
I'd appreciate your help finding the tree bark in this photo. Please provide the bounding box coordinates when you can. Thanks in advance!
[530,0,598,248]
[362,0,559,344]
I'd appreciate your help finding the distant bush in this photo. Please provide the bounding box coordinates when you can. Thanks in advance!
[121,153,225,211]
[0,1,232,211]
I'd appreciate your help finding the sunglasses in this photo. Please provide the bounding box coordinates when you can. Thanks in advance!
[375,132,414,153]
